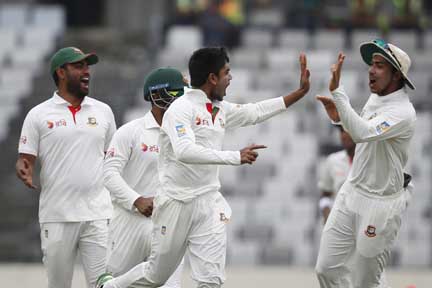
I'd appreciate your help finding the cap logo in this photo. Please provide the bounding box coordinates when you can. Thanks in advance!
[149,83,170,90]
[72,47,84,54]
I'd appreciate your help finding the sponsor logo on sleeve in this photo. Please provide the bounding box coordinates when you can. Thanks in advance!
[376,121,390,134]
[175,124,186,137]
[105,147,115,159]
[20,136,27,144]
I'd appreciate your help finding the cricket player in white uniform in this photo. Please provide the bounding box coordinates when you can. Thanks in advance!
[319,125,355,223]
[96,47,310,288]
[315,40,416,287]
[16,47,117,288]
[101,68,187,288]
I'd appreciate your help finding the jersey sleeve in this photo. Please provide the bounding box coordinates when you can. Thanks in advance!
[104,106,117,151]
[18,109,39,156]
[318,157,334,192]
[161,101,240,165]
[331,86,414,143]
[103,126,141,211]
[224,97,286,130]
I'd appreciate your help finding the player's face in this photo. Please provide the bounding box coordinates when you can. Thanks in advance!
[368,55,398,96]
[211,63,232,101]
[64,60,90,99]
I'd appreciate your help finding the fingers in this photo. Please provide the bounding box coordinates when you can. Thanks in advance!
[299,53,307,72]
[248,144,267,151]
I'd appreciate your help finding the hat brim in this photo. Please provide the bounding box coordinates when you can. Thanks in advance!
[360,42,415,90]
[69,53,99,66]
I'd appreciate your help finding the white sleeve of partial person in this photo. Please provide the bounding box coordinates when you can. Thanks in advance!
[319,196,334,210]
[104,106,117,151]
[18,109,39,156]
[318,157,333,192]
[103,128,141,211]
[224,97,286,130]
[162,104,241,165]
[331,86,412,143]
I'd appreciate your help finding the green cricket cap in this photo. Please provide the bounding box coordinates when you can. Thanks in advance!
[50,47,98,75]
[143,67,185,101]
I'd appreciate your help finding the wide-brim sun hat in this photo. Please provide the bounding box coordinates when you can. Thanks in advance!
[360,39,415,90]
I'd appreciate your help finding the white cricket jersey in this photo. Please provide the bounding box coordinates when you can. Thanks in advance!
[331,86,416,196]
[159,87,287,202]
[103,112,160,211]
[18,92,116,223]
[318,150,352,194]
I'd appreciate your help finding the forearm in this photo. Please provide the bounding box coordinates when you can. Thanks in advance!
[104,170,141,210]
[331,86,374,142]
[283,88,307,108]
[175,143,241,165]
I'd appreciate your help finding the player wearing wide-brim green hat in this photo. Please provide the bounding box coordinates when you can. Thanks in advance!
[360,39,415,90]
[50,47,98,76]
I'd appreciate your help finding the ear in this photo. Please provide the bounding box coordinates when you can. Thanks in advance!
[393,70,403,82]
[207,73,218,86]
[56,67,66,81]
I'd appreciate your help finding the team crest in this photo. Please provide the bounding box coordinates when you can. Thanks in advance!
[218,118,225,128]
[105,148,115,159]
[220,213,229,223]
[161,226,167,235]
[365,225,377,237]
[87,117,98,126]
[20,136,27,144]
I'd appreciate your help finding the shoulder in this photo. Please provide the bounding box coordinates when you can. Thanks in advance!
[86,97,114,113]
[25,98,53,119]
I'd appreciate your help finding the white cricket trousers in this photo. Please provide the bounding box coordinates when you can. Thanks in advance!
[106,207,184,288]
[106,191,231,288]
[315,182,412,288]
[40,219,109,288]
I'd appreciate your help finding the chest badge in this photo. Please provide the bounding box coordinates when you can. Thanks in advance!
[87,117,98,126]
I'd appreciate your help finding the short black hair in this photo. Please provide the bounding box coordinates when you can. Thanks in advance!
[52,64,65,87]
[188,47,229,87]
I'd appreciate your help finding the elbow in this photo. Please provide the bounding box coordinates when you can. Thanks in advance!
[173,146,194,164]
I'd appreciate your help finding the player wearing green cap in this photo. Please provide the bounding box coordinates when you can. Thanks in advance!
[98,67,187,288]
[16,47,116,288]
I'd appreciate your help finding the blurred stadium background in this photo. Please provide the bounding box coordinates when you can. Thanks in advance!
[0,0,431,287]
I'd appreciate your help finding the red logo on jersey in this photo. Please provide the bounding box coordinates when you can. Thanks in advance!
[47,119,67,129]
[20,136,27,144]
[141,143,159,153]
[105,148,115,159]
[365,225,377,237]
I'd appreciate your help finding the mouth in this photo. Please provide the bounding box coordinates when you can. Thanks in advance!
[369,79,376,87]
[80,77,90,89]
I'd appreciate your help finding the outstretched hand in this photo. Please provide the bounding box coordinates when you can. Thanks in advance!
[329,52,345,92]
[316,95,340,122]
[240,144,267,165]
[299,53,310,94]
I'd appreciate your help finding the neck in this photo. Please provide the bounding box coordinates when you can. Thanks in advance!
[58,87,84,108]
[196,84,213,102]
[151,106,164,126]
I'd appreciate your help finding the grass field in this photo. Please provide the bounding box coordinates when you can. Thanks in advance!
[1,264,432,287]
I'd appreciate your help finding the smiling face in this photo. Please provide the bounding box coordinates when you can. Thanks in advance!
[368,54,402,96]
[210,63,232,101]
[61,60,90,99]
